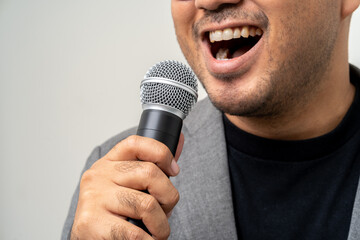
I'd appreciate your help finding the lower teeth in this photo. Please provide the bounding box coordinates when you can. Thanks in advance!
[216,48,229,60]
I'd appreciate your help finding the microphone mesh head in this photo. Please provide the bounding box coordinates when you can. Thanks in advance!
[140,60,198,118]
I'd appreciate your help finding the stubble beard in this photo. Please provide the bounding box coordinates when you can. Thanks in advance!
[205,38,337,120]
[177,4,339,119]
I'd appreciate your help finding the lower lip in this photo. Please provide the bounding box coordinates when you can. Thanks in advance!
[201,35,264,75]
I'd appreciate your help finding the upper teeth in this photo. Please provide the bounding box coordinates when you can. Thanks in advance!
[209,26,263,43]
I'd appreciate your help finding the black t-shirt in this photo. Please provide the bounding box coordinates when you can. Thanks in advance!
[223,66,360,240]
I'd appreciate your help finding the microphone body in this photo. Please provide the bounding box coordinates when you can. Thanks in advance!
[137,109,182,156]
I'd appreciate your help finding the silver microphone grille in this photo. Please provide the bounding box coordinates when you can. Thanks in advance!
[140,60,198,119]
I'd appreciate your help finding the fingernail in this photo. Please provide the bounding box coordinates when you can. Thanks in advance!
[171,159,180,176]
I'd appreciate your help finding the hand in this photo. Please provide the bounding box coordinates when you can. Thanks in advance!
[70,134,184,240]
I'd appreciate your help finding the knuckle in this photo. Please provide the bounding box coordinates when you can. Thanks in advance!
[155,145,170,161]
[111,224,145,240]
[140,195,159,215]
[73,212,93,236]
[170,188,180,205]
[80,169,96,184]
[127,228,145,240]
[79,188,96,202]
[156,222,171,240]
[144,162,161,179]
[79,171,102,203]
[124,135,140,149]
[109,135,139,159]
[74,219,87,233]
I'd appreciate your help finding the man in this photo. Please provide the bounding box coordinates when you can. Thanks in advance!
[62,0,360,239]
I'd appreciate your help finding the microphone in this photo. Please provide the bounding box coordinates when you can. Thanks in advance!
[131,60,198,233]
[137,60,198,155]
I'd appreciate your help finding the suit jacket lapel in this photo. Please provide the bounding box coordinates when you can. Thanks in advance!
[346,65,360,240]
[169,98,237,239]
[347,177,360,240]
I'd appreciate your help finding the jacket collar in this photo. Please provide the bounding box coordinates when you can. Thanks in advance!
[169,97,238,239]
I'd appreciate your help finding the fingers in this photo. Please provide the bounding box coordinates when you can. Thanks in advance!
[107,219,155,240]
[104,186,171,239]
[105,135,182,176]
[72,210,154,240]
[107,160,180,214]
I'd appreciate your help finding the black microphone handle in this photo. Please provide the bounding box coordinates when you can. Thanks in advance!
[129,108,182,234]
[137,109,183,156]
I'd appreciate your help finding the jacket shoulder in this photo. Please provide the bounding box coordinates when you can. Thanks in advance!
[183,97,219,133]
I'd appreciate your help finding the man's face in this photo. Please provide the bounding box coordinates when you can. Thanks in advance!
[171,0,341,117]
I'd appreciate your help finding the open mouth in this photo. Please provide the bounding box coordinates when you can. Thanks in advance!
[206,26,263,60]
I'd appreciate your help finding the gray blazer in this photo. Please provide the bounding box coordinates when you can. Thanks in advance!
[62,98,360,240]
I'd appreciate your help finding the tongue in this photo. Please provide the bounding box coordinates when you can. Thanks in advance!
[232,45,253,58]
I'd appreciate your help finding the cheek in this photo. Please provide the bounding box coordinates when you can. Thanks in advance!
[171,1,197,33]
[171,1,200,61]
[256,1,319,58]
[255,0,306,13]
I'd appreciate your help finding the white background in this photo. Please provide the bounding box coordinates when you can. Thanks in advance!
[0,1,359,239]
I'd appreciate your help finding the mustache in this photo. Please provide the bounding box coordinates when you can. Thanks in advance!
[192,4,269,39]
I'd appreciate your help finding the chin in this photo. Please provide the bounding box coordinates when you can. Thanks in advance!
[207,90,269,117]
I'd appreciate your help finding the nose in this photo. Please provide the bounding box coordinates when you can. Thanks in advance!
[195,0,241,11]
